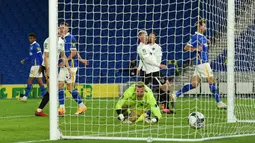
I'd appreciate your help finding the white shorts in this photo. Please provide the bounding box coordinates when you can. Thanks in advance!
[29,66,43,78]
[193,63,213,78]
[58,67,77,83]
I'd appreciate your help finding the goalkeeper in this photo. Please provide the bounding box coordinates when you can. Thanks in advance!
[116,81,162,123]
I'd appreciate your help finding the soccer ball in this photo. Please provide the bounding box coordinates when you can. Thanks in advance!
[188,112,205,129]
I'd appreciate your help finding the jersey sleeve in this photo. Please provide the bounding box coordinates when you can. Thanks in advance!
[70,35,77,50]
[43,38,49,52]
[187,35,201,48]
[116,84,135,109]
[34,44,42,54]
[147,91,162,119]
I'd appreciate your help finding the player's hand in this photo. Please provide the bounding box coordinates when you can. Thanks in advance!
[117,114,125,121]
[197,45,203,51]
[160,64,167,69]
[137,70,140,76]
[79,59,89,66]
[20,60,25,64]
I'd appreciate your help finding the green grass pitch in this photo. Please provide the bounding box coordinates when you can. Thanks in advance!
[0,97,255,143]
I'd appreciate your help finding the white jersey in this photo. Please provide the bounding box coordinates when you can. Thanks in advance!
[150,43,162,65]
[42,37,65,66]
[137,43,160,74]
[137,43,146,71]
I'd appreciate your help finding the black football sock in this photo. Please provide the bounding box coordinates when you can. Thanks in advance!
[38,92,49,110]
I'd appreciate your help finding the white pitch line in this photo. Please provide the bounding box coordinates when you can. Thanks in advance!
[0,115,34,119]
[15,139,50,143]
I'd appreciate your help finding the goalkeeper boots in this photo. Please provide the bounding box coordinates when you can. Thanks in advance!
[35,111,48,117]
[75,106,88,115]
[217,101,227,109]
[58,108,66,117]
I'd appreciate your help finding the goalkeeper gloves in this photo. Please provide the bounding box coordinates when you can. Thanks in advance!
[118,114,125,121]
[145,117,159,124]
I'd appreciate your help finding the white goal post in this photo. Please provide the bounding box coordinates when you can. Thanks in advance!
[49,0,255,141]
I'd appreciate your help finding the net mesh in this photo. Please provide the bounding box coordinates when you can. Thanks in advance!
[57,0,255,140]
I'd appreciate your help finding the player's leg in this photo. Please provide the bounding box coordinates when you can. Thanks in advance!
[204,63,227,109]
[173,66,201,99]
[20,66,37,102]
[67,68,87,115]
[58,81,65,116]
[35,66,49,116]
[37,78,47,97]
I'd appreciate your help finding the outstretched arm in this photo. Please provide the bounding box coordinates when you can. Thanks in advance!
[77,52,88,66]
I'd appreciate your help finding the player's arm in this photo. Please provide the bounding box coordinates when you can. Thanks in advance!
[21,46,42,64]
[60,51,70,68]
[137,59,143,75]
[141,47,166,69]
[67,36,77,60]
[115,86,134,121]
[184,38,202,52]
[148,91,162,122]
[43,39,49,71]
[77,52,88,66]
[157,45,163,64]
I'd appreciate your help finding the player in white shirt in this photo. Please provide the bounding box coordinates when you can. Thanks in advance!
[149,32,175,114]
[137,30,174,114]
[35,29,70,116]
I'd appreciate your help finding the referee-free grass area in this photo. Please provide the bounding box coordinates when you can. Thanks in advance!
[0,98,255,143]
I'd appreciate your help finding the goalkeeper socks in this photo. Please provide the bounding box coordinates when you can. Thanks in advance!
[58,89,65,107]
[38,92,49,110]
[71,89,83,105]
[40,85,47,97]
[209,84,220,103]
[25,84,32,97]
[176,84,194,97]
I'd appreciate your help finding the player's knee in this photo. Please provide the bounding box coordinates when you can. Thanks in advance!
[191,81,199,88]
[208,77,214,84]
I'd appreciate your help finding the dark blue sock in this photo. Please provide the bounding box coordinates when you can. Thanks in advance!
[58,89,65,105]
[176,84,194,97]
[209,84,220,103]
[71,89,82,104]
[25,84,32,97]
[40,85,47,97]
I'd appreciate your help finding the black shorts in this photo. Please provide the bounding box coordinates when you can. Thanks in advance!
[144,71,167,86]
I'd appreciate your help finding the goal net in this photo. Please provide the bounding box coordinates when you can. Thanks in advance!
[53,0,255,141]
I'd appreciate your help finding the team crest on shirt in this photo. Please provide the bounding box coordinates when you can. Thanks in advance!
[37,47,41,51]
[152,48,155,50]
[72,42,76,47]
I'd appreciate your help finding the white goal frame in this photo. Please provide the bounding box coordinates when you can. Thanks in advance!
[48,0,255,141]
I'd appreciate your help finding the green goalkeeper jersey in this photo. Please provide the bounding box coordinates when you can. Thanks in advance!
[116,84,162,119]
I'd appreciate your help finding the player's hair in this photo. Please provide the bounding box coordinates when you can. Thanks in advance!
[137,30,148,37]
[195,18,206,28]
[60,22,69,27]
[149,31,157,43]
[135,81,145,88]
[28,33,36,38]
